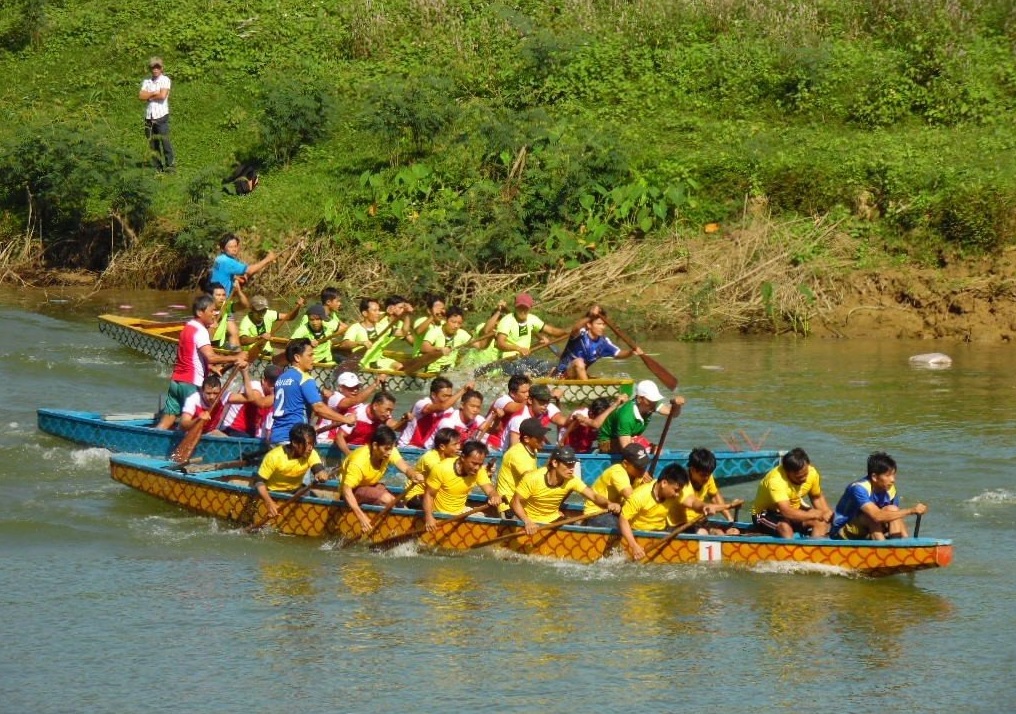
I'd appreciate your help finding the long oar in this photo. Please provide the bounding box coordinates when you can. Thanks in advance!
[370,503,490,550]
[914,513,923,538]
[400,330,498,375]
[640,498,745,562]
[640,515,707,562]
[468,509,604,550]
[645,401,679,478]
[599,315,678,390]
[245,481,316,534]
[341,490,412,548]
[171,304,291,463]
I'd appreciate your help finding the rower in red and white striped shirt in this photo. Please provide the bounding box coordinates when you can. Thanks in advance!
[481,375,531,451]
[397,377,473,449]
[220,365,281,439]
[180,375,227,436]
[427,389,492,448]
[334,392,404,457]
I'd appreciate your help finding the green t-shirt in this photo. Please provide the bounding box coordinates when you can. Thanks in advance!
[495,312,546,358]
[238,310,278,354]
[290,322,334,364]
[421,324,472,373]
[598,400,650,442]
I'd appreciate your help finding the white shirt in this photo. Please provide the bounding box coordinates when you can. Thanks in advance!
[141,74,171,120]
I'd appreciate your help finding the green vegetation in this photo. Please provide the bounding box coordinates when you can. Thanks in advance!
[1,0,1015,304]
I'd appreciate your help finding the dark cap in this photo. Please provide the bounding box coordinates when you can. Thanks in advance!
[263,364,283,381]
[307,304,327,319]
[519,418,550,440]
[529,384,552,403]
[620,443,651,470]
[550,446,578,464]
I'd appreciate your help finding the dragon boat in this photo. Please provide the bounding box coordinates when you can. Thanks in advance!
[97,314,634,400]
[108,454,954,577]
[38,408,780,487]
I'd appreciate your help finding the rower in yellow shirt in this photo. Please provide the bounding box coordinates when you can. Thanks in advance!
[686,447,740,535]
[423,441,501,531]
[495,417,548,518]
[403,427,462,508]
[511,446,620,534]
[253,423,329,519]
[583,443,652,528]
[751,447,832,538]
[340,426,423,533]
[618,463,725,561]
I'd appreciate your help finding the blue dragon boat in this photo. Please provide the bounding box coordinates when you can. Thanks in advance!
[38,408,781,486]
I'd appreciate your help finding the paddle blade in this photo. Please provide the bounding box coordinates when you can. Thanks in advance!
[399,350,444,375]
[640,353,678,390]
[170,421,204,463]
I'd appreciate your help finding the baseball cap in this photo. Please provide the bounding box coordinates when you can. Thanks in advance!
[529,384,552,403]
[515,292,534,308]
[263,364,283,381]
[337,372,361,388]
[250,295,269,311]
[519,418,550,440]
[635,380,664,403]
[620,443,651,470]
[307,304,327,319]
[550,446,578,464]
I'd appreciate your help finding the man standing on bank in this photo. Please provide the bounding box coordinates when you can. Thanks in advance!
[138,57,174,172]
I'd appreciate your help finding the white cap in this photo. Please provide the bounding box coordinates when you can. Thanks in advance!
[337,372,361,388]
[635,380,664,402]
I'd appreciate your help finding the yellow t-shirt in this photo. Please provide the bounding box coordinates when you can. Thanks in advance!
[583,463,633,515]
[684,475,719,523]
[403,448,450,502]
[257,444,322,492]
[514,468,586,524]
[340,444,402,490]
[621,481,691,531]
[425,458,492,514]
[752,465,822,515]
[496,442,539,508]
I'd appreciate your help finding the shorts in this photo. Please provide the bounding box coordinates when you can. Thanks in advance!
[752,510,810,537]
[353,483,391,505]
[164,381,198,416]
[585,513,619,529]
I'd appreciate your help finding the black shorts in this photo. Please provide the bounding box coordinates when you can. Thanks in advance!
[752,510,810,536]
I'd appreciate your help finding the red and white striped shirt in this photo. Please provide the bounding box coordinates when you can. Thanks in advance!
[220,381,268,437]
[336,402,387,447]
[428,410,486,448]
[181,391,224,434]
[171,319,211,386]
[398,397,452,449]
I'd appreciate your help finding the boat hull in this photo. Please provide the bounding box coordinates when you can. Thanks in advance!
[109,455,953,576]
[40,408,780,486]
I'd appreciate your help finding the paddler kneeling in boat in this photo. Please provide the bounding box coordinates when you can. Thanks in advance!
[751,447,833,539]
[422,440,501,531]
[597,380,684,455]
[179,374,227,436]
[582,443,653,529]
[830,451,927,540]
[618,463,727,561]
[340,426,424,533]
[253,423,328,520]
[687,447,740,536]
[510,446,621,535]
[552,305,642,380]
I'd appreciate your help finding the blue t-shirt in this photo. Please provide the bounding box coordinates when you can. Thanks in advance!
[269,367,322,444]
[555,328,621,375]
[210,254,247,297]
[831,479,899,535]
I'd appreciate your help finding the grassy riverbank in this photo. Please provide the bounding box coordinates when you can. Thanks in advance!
[2,0,1015,336]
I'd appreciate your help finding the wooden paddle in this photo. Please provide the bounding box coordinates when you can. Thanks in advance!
[399,329,498,375]
[640,498,745,562]
[639,515,707,562]
[341,489,413,548]
[245,481,316,534]
[171,303,292,463]
[599,314,678,390]
[645,401,678,478]
[468,509,605,550]
[370,503,490,550]
[914,513,923,538]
